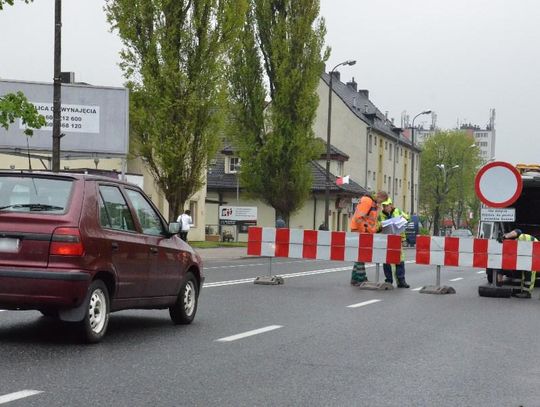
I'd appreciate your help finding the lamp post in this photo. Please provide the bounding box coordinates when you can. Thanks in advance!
[324,59,356,230]
[409,110,431,215]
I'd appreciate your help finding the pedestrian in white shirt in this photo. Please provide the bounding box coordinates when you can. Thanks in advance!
[177,210,192,242]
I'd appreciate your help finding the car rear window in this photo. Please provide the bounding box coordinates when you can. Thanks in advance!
[0,176,72,213]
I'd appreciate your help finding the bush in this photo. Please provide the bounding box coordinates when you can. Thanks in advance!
[419,227,430,236]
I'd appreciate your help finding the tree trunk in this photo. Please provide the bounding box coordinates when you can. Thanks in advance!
[433,206,441,236]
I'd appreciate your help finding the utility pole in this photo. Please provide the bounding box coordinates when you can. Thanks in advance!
[52,0,62,172]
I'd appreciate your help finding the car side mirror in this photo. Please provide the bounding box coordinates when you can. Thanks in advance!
[169,222,180,235]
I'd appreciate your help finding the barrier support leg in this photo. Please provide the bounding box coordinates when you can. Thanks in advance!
[357,263,394,291]
[254,256,284,285]
[419,265,456,295]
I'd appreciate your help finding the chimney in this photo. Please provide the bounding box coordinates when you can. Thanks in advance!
[346,77,357,91]
[358,89,369,99]
[330,70,341,82]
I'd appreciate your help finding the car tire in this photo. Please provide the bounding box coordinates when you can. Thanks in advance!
[169,272,198,325]
[79,280,110,343]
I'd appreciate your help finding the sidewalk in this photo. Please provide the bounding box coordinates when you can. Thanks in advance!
[195,246,249,261]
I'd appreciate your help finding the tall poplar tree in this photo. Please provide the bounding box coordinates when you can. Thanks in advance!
[228,0,328,224]
[106,0,245,220]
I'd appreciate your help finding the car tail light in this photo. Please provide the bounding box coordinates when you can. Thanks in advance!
[50,227,84,256]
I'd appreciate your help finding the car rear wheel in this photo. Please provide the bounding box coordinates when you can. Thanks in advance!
[169,272,198,325]
[79,280,110,343]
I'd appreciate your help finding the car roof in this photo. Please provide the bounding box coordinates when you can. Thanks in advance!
[0,170,138,189]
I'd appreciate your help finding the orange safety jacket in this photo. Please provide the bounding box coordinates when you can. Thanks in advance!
[350,195,378,234]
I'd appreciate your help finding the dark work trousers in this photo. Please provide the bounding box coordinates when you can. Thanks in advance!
[383,261,405,283]
[179,231,188,242]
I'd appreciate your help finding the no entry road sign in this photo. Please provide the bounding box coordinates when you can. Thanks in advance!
[475,161,522,208]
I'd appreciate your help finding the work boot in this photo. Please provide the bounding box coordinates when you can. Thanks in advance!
[513,291,531,299]
[384,279,393,284]
[397,280,410,288]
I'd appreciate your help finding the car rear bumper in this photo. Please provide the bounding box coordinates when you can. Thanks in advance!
[0,267,91,309]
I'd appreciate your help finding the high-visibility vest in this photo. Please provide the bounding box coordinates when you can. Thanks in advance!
[350,196,378,234]
[518,233,537,242]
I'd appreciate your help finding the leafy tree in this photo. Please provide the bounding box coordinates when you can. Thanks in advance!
[227,0,328,224]
[106,0,245,221]
[0,91,45,135]
[1,1,45,134]
[0,0,31,10]
[419,130,481,236]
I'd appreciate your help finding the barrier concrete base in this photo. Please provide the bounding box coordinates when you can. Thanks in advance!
[357,282,394,291]
[254,276,285,285]
[419,285,456,295]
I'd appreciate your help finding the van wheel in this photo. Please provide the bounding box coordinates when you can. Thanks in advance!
[79,280,110,343]
[169,272,198,325]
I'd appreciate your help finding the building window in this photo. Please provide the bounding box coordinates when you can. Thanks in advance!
[384,175,387,184]
[389,144,393,161]
[399,179,402,188]
[337,161,344,176]
[229,157,241,173]
[374,136,377,146]
[189,201,197,226]
[385,141,388,150]
[369,134,372,153]
[373,172,376,181]
[405,151,408,159]
[368,170,371,180]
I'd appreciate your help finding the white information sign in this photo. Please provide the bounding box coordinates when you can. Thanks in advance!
[481,207,516,222]
[219,206,257,222]
[20,103,100,134]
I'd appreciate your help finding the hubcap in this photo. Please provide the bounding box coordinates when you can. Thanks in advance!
[183,281,196,316]
[88,288,107,333]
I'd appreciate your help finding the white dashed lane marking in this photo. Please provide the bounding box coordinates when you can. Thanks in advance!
[216,325,283,342]
[347,299,382,308]
[411,287,423,291]
[0,390,43,405]
[449,277,464,282]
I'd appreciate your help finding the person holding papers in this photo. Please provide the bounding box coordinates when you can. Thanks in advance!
[378,197,410,288]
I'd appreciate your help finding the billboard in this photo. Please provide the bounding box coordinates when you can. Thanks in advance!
[0,79,129,157]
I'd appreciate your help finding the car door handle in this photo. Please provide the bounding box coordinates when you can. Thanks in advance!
[111,242,119,251]
[149,247,158,254]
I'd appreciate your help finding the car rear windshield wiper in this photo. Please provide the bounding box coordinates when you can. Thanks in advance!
[0,203,64,211]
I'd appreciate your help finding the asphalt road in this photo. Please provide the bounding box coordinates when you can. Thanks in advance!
[1,255,540,406]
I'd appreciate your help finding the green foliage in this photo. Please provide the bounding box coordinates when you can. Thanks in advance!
[0,91,46,135]
[227,0,328,221]
[106,0,246,220]
[0,0,31,10]
[419,130,482,235]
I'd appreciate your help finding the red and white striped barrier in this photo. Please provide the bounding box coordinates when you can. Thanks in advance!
[416,236,540,271]
[247,227,402,264]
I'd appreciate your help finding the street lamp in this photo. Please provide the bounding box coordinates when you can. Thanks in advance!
[324,59,356,230]
[410,110,431,215]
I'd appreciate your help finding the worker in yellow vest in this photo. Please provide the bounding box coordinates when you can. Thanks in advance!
[496,229,538,298]
[378,197,410,288]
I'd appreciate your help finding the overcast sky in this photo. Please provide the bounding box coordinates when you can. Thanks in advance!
[1,0,538,164]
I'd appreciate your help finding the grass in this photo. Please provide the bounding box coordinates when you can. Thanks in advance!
[189,241,247,249]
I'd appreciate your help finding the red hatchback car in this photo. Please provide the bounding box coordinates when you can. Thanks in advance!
[0,171,203,342]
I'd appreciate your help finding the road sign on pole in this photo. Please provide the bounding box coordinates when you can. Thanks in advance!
[475,161,522,208]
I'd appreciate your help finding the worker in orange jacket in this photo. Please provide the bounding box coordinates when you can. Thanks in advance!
[349,191,383,285]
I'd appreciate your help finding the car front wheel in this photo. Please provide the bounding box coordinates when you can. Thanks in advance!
[169,272,198,325]
[79,280,110,343]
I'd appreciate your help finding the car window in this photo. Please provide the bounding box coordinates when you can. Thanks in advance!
[0,176,72,213]
[98,185,136,232]
[125,189,165,236]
